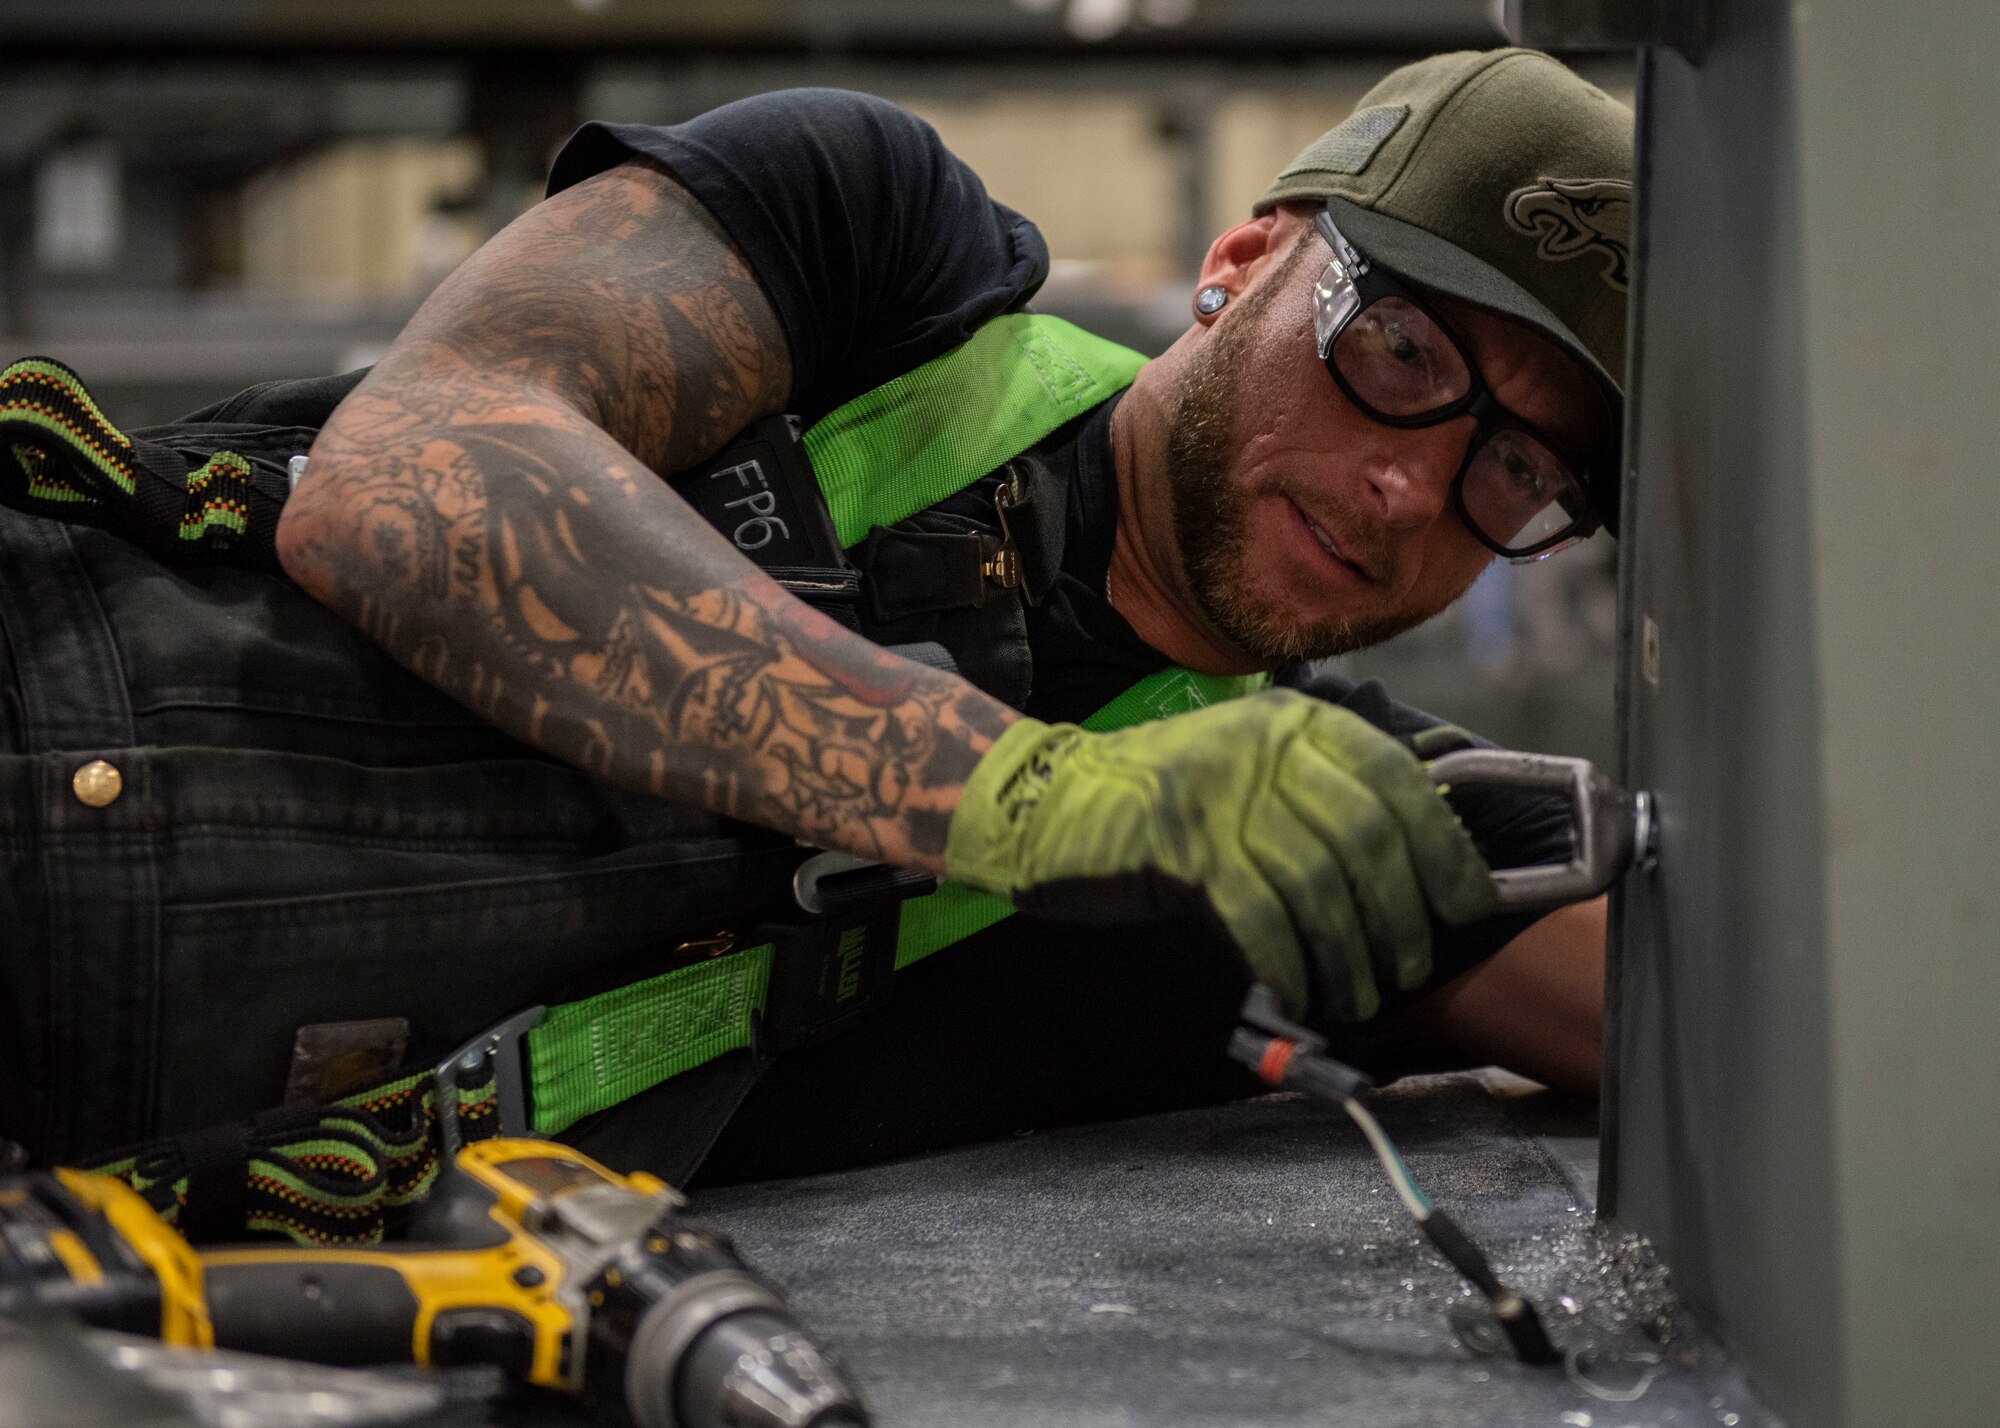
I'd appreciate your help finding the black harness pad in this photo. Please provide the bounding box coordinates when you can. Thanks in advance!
[670,416,848,571]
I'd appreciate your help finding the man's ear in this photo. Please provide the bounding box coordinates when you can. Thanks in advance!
[1195,213,1281,310]
[1193,208,1310,323]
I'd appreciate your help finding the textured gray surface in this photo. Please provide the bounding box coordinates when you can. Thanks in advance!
[691,1074,1774,1428]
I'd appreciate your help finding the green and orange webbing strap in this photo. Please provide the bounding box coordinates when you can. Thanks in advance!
[0,356,282,567]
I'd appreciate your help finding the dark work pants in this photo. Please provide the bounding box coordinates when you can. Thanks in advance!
[0,511,801,1173]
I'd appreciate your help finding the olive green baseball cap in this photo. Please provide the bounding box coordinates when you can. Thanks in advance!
[1256,48,1633,532]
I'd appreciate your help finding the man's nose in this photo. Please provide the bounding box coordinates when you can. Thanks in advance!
[1361,424,1466,528]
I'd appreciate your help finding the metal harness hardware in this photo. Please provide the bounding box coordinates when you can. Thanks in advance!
[434,1006,546,1156]
[981,461,1033,601]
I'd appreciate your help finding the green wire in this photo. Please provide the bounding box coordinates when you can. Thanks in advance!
[1343,1097,1433,1219]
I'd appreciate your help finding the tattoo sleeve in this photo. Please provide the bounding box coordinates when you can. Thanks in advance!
[277,158,1016,874]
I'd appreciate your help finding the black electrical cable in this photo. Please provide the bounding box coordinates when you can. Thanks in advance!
[1228,1016,1560,1365]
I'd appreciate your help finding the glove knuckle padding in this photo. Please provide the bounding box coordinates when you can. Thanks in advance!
[1239,794,1331,925]
[1300,704,1495,926]
[1045,748,1164,866]
[1274,757,1432,996]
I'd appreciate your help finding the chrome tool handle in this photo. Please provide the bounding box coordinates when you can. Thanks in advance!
[1429,749,1646,911]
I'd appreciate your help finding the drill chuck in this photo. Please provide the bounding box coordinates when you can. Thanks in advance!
[672,1308,865,1428]
[622,1267,864,1428]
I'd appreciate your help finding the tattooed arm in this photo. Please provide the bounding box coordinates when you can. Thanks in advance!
[275,157,1016,874]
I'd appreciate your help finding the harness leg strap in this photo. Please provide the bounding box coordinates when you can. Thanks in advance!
[0,356,290,572]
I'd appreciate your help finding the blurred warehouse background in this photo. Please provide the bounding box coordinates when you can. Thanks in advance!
[0,0,1631,764]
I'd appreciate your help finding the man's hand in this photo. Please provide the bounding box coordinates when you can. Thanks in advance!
[942,689,1497,1022]
[277,158,1017,871]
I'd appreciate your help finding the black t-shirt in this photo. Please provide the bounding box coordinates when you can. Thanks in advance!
[549,91,1049,426]
[549,94,1576,1180]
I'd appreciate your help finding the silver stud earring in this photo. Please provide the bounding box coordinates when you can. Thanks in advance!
[1195,286,1229,315]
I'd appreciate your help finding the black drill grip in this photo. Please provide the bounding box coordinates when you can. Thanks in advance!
[202,1258,421,1365]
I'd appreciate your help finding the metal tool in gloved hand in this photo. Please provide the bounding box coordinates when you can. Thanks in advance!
[944,689,1501,1024]
[1229,748,1649,1366]
[1425,746,1646,913]
[0,1139,866,1428]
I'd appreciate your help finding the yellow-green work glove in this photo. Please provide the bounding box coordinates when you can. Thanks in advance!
[943,689,1497,1022]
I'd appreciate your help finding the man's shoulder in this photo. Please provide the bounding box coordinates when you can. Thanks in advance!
[547,89,946,200]
[545,89,1050,426]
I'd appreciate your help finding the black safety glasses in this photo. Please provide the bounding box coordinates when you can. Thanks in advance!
[1311,207,1606,561]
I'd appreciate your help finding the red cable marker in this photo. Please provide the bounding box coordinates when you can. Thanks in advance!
[1256,1036,1296,1086]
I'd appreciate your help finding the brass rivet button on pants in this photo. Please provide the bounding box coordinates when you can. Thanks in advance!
[72,759,123,808]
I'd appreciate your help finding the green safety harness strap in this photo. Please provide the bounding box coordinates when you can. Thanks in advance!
[525,941,774,1136]
[81,316,1270,1244]
[803,313,1147,548]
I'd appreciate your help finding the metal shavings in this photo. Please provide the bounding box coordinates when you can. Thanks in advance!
[1566,1346,1665,1403]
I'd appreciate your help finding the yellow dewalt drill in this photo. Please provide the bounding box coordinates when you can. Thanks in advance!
[0,1138,866,1428]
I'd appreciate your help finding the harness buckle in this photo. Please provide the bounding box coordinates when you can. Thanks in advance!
[759,914,899,1059]
[981,541,1023,593]
[758,854,932,1059]
[985,460,1038,605]
[434,1004,547,1157]
[792,850,938,917]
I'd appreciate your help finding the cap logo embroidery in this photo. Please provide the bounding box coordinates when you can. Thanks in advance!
[1503,178,1632,291]
[1286,105,1410,178]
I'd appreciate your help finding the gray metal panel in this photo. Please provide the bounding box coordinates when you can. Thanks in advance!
[1607,3,1842,1424]
[1612,1,2000,1424]
[1793,3,2000,1422]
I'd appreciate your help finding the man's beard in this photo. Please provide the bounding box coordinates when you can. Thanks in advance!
[1164,244,1436,664]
